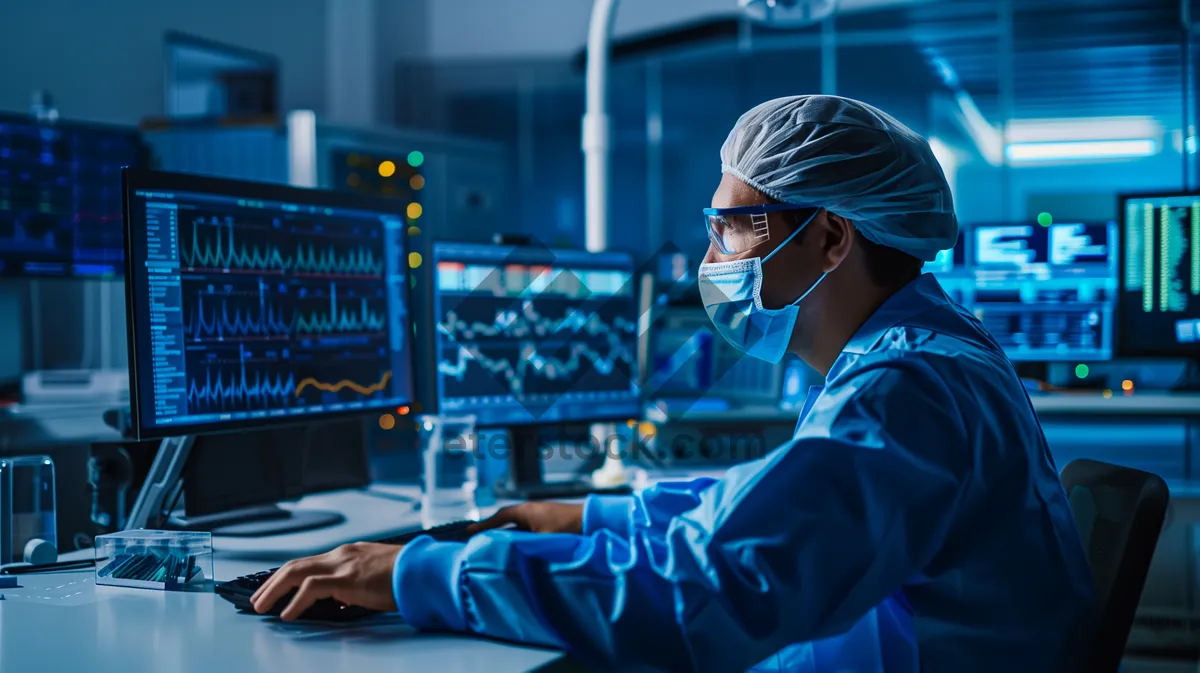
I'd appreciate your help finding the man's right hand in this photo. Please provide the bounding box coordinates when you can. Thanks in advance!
[468,502,584,535]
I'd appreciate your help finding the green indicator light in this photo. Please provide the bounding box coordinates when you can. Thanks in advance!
[1074,364,1089,379]
[1037,212,1053,227]
[407,151,425,168]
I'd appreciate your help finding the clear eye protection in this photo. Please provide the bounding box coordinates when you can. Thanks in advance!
[702,204,819,255]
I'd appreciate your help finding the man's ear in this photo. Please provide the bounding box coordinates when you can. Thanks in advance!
[822,212,855,269]
[825,212,854,240]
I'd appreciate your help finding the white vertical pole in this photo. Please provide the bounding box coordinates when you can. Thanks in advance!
[645,59,664,254]
[583,0,620,252]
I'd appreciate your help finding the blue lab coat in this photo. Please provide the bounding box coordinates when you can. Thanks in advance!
[393,273,1094,672]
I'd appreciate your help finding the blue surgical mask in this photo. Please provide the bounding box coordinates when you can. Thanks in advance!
[697,212,827,363]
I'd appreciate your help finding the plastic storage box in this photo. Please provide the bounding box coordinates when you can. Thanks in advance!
[94,530,213,592]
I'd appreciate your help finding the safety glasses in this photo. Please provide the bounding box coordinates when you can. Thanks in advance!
[702,204,818,255]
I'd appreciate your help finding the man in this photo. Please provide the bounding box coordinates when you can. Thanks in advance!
[252,95,1094,672]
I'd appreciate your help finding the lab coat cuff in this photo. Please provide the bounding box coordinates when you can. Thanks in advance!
[393,536,467,632]
[582,494,637,538]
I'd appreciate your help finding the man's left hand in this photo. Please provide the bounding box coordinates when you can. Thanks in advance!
[251,542,402,621]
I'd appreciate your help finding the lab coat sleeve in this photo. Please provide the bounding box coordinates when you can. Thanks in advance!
[581,478,720,538]
[393,354,971,672]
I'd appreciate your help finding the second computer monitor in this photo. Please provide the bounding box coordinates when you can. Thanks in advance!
[970,220,1115,361]
[431,242,640,427]
[1,113,146,277]
[122,170,415,440]
[1118,192,1200,356]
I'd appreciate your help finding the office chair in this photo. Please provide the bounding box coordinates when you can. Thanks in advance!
[1061,458,1170,673]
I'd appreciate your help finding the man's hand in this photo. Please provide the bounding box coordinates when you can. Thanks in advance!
[251,542,401,621]
[468,502,584,535]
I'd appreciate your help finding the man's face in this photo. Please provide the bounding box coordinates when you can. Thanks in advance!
[704,173,829,312]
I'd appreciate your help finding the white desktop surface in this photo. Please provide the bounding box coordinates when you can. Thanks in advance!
[0,487,564,673]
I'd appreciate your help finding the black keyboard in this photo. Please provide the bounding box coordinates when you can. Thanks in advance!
[215,520,475,621]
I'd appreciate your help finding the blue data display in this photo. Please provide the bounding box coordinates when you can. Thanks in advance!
[975,224,1048,266]
[1120,194,1200,354]
[973,222,1110,268]
[927,220,1116,361]
[125,178,414,437]
[432,242,641,427]
[0,114,144,277]
[1050,223,1109,266]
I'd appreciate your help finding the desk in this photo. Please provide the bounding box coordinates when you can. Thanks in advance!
[0,488,564,673]
[652,394,1200,425]
[1029,393,1200,417]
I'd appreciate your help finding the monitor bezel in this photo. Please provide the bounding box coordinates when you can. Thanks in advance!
[122,168,418,440]
[1115,190,1200,359]
[427,239,642,429]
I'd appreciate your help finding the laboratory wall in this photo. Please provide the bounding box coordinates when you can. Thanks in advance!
[422,0,938,60]
[0,0,327,126]
[0,0,432,127]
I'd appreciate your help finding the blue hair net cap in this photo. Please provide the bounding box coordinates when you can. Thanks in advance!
[720,95,957,262]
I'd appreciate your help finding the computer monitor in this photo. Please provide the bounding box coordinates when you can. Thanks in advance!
[431,241,640,426]
[1117,191,1200,357]
[122,169,415,441]
[0,112,146,277]
[430,241,640,498]
[967,220,1116,362]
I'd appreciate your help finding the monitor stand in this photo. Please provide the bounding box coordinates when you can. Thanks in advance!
[493,425,633,501]
[125,435,344,536]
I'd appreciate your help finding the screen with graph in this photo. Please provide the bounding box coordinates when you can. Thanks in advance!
[1119,192,1200,356]
[122,170,413,438]
[432,242,640,427]
[0,112,145,277]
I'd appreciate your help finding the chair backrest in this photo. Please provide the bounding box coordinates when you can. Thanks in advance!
[1060,458,1170,673]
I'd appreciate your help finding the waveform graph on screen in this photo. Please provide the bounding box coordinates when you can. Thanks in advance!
[186,361,297,412]
[438,338,635,398]
[436,263,638,413]
[295,281,388,337]
[179,212,385,278]
[183,277,295,343]
[293,367,394,406]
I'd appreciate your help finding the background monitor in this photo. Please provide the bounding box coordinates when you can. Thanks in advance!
[0,112,146,277]
[964,220,1115,361]
[1118,191,1200,357]
[431,241,640,427]
[122,169,415,440]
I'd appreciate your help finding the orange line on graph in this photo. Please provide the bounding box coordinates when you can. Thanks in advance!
[295,371,392,398]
